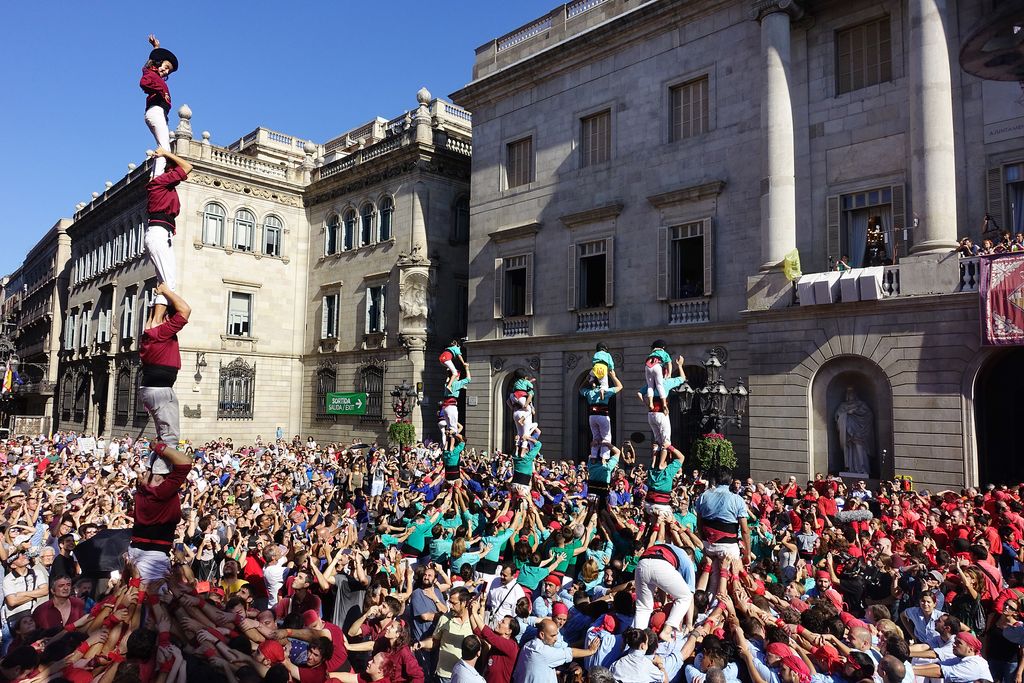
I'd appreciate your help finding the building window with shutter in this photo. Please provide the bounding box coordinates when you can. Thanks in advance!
[669,222,706,299]
[379,196,394,241]
[325,215,340,256]
[836,16,892,95]
[234,210,255,251]
[322,293,339,339]
[580,110,611,167]
[359,364,385,423]
[218,357,255,420]
[203,203,226,246]
[451,196,470,244]
[73,373,88,423]
[343,209,357,251]
[506,137,534,189]
[263,215,283,257]
[314,366,336,422]
[829,187,908,267]
[578,240,609,309]
[226,292,253,337]
[360,203,375,247]
[670,77,709,142]
[365,284,386,334]
[1004,163,1024,233]
[503,256,530,317]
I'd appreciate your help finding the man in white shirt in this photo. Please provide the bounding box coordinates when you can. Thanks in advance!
[262,545,289,608]
[912,632,993,683]
[487,564,525,627]
[450,634,486,683]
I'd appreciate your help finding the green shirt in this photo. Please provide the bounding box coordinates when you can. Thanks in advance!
[516,563,552,591]
[443,377,472,399]
[552,539,582,574]
[647,460,683,493]
[588,455,619,484]
[429,537,453,562]
[442,442,465,467]
[580,386,619,406]
[482,527,516,563]
[406,517,436,553]
[648,349,671,365]
[513,440,542,475]
[380,534,402,547]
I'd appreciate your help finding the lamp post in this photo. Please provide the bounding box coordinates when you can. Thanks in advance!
[390,380,418,420]
[673,349,749,468]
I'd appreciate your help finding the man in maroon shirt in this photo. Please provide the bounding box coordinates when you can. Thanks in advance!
[144,147,192,322]
[469,591,517,683]
[127,438,192,582]
[31,575,84,630]
[138,283,189,448]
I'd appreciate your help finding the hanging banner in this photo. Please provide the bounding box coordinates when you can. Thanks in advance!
[981,253,1024,345]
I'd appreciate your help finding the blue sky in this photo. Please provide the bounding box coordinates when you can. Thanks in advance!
[0,0,556,277]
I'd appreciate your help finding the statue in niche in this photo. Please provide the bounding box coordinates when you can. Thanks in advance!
[834,386,874,475]
[399,274,430,331]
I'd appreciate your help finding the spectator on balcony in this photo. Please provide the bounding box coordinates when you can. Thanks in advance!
[834,255,852,272]
[981,239,996,256]
[956,238,976,257]
[1013,233,1024,251]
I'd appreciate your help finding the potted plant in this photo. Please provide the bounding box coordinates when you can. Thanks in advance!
[387,419,416,447]
[692,432,737,473]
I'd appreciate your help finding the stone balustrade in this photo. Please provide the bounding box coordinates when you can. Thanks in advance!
[576,308,610,332]
[668,297,711,325]
[502,317,531,338]
[208,148,289,179]
[958,257,980,292]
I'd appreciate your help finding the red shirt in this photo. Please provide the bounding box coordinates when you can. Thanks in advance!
[131,462,190,548]
[476,625,518,683]
[140,67,171,112]
[146,166,188,230]
[32,597,85,630]
[140,312,187,371]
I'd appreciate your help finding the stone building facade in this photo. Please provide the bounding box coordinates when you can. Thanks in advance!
[0,220,72,433]
[54,91,471,444]
[452,0,1020,489]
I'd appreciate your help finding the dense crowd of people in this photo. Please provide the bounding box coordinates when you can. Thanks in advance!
[0,431,1015,683]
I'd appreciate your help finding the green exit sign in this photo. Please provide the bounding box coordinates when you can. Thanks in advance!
[325,392,368,415]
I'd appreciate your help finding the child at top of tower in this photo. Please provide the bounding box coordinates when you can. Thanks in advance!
[140,35,179,177]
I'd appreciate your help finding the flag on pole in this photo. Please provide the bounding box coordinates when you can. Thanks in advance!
[2,361,12,396]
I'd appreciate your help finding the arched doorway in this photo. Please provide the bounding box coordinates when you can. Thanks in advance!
[573,372,618,463]
[500,371,531,455]
[976,349,1024,485]
[670,365,708,458]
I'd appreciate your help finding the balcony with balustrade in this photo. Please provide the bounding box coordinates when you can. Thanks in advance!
[794,256,980,307]
[471,0,659,80]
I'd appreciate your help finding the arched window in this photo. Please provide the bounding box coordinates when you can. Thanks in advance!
[325,215,340,256]
[234,209,255,251]
[358,364,384,423]
[379,196,394,242]
[203,203,226,245]
[73,373,89,423]
[263,215,283,257]
[343,209,357,251]
[218,357,256,420]
[451,196,470,244]
[60,374,74,422]
[315,367,337,422]
[134,368,148,424]
[360,203,375,247]
[114,367,132,425]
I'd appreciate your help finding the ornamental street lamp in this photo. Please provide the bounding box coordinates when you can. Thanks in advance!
[674,348,748,434]
[390,380,418,420]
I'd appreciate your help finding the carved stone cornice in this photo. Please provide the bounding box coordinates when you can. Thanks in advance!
[751,0,803,22]
[647,181,726,209]
[187,173,303,207]
[559,202,624,229]
[488,221,542,244]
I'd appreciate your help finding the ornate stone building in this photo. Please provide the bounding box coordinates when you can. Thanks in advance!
[452,0,1018,489]
[0,220,72,433]
[54,91,471,444]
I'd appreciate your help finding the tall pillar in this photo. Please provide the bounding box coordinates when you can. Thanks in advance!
[756,1,801,271]
[908,0,958,254]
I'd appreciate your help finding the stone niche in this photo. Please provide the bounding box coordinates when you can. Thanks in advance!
[810,355,894,481]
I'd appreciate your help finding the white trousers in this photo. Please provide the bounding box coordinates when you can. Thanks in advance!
[589,415,611,459]
[441,405,459,432]
[702,542,742,595]
[144,106,170,177]
[145,226,176,306]
[443,359,459,377]
[648,411,671,446]
[645,362,667,401]
[634,557,693,631]
[514,409,531,438]
[127,547,171,582]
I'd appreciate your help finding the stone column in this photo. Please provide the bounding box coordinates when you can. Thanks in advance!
[410,181,429,260]
[907,0,958,254]
[755,0,801,271]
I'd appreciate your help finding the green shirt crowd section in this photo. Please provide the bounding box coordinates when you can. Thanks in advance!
[325,392,368,415]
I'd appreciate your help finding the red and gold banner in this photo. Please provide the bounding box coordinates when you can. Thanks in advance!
[981,253,1024,345]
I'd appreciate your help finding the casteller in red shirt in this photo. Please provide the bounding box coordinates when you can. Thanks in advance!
[146,165,188,235]
[139,312,187,388]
